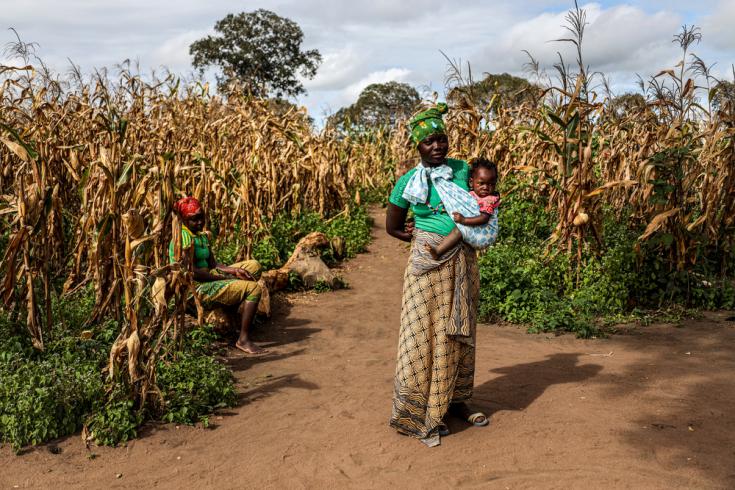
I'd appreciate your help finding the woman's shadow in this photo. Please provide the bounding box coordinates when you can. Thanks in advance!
[449,353,602,434]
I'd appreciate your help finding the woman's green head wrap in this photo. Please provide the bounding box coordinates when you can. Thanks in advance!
[408,102,448,145]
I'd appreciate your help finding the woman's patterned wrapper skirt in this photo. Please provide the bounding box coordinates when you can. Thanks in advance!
[389,232,479,446]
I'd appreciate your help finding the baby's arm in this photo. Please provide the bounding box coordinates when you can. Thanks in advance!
[452,212,491,226]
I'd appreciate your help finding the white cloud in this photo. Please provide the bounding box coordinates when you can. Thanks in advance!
[0,58,30,69]
[474,3,681,80]
[702,0,735,53]
[340,68,412,104]
[584,6,681,71]
[285,0,444,25]
[150,30,208,71]
[302,45,365,91]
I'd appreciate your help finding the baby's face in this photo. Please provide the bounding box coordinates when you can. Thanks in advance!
[471,168,497,198]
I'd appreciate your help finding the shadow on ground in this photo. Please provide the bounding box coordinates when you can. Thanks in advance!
[592,314,735,487]
[447,353,602,434]
[238,373,319,405]
[222,292,321,370]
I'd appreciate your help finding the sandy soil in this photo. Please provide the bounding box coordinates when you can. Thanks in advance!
[2,208,735,489]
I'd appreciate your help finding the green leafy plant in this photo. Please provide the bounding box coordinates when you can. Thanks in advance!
[0,295,239,450]
[156,352,236,426]
[312,280,333,293]
[85,386,142,447]
[0,302,114,451]
[215,203,373,271]
[478,191,734,338]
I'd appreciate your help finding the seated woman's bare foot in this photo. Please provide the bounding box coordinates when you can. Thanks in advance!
[235,340,268,355]
[424,243,441,260]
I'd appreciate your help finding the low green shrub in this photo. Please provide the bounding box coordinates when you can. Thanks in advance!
[216,203,373,269]
[0,294,114,451]
[0,301,236,450]
[0,353,103,450]
[478,190,735,337]
[313,276,348,293]
[85,386,142,447]
[357,186,391,206]
[157,352,236,427]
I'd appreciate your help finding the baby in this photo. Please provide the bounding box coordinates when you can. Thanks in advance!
[426,158,500,259]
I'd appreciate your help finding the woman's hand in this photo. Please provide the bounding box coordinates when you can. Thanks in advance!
[218,265,255,281]
[232,269,255,281]
[193,268,229,283]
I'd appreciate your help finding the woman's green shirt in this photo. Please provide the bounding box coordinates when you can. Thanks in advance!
[168,226,210,268]
[388,158,470,236]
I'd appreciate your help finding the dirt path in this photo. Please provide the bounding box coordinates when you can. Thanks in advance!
[3,208,735,489]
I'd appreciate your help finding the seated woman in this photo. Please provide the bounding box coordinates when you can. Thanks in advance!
[170,196,266,355]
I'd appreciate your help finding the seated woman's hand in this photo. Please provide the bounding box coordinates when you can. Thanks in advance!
[232,269,255,281]
[217,265,254,281]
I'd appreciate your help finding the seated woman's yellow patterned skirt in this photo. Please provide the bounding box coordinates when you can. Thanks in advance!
[195,260,262,306]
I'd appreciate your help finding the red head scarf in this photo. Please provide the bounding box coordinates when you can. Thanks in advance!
[174,196,202,219]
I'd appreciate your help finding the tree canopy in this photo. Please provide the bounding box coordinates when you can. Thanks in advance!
[606,92,647,119]
[190,9,321,97]
[712,80,735,115]
[447,73,542,111]
[328,81,420,132]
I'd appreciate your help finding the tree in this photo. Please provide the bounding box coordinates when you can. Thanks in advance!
[328,81,420,132]
[267,97,314,126]
[190,9,321,97]
[447,73,541,112]
[712,80,735,115]
[606,92,647,119]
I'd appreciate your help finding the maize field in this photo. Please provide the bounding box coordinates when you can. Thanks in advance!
[1,21,734,428]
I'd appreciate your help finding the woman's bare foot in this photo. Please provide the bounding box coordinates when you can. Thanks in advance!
[235,340,268,355]
[424,243,440,260]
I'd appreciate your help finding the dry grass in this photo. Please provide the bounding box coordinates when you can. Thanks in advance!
[1,18,733,411]
[0,64,396,406]
[442,17,735,274]
[451,95,735,268]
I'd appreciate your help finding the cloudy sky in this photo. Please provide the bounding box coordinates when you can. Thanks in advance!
[3,1,734,122]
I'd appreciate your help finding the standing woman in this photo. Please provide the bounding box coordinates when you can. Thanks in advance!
[170,196,267,355]
[386,104,489,447]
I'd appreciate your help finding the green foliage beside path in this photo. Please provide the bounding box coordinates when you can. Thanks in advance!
[0,205,374,451]
[478,186,735,337]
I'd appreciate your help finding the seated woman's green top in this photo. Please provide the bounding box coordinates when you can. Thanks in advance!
[168,226,210,268]
[389,158,469,236]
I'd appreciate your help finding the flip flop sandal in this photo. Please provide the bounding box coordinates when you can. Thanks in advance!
[234,344,269,356]
[467,412,489,427]
[438,424,450,436]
